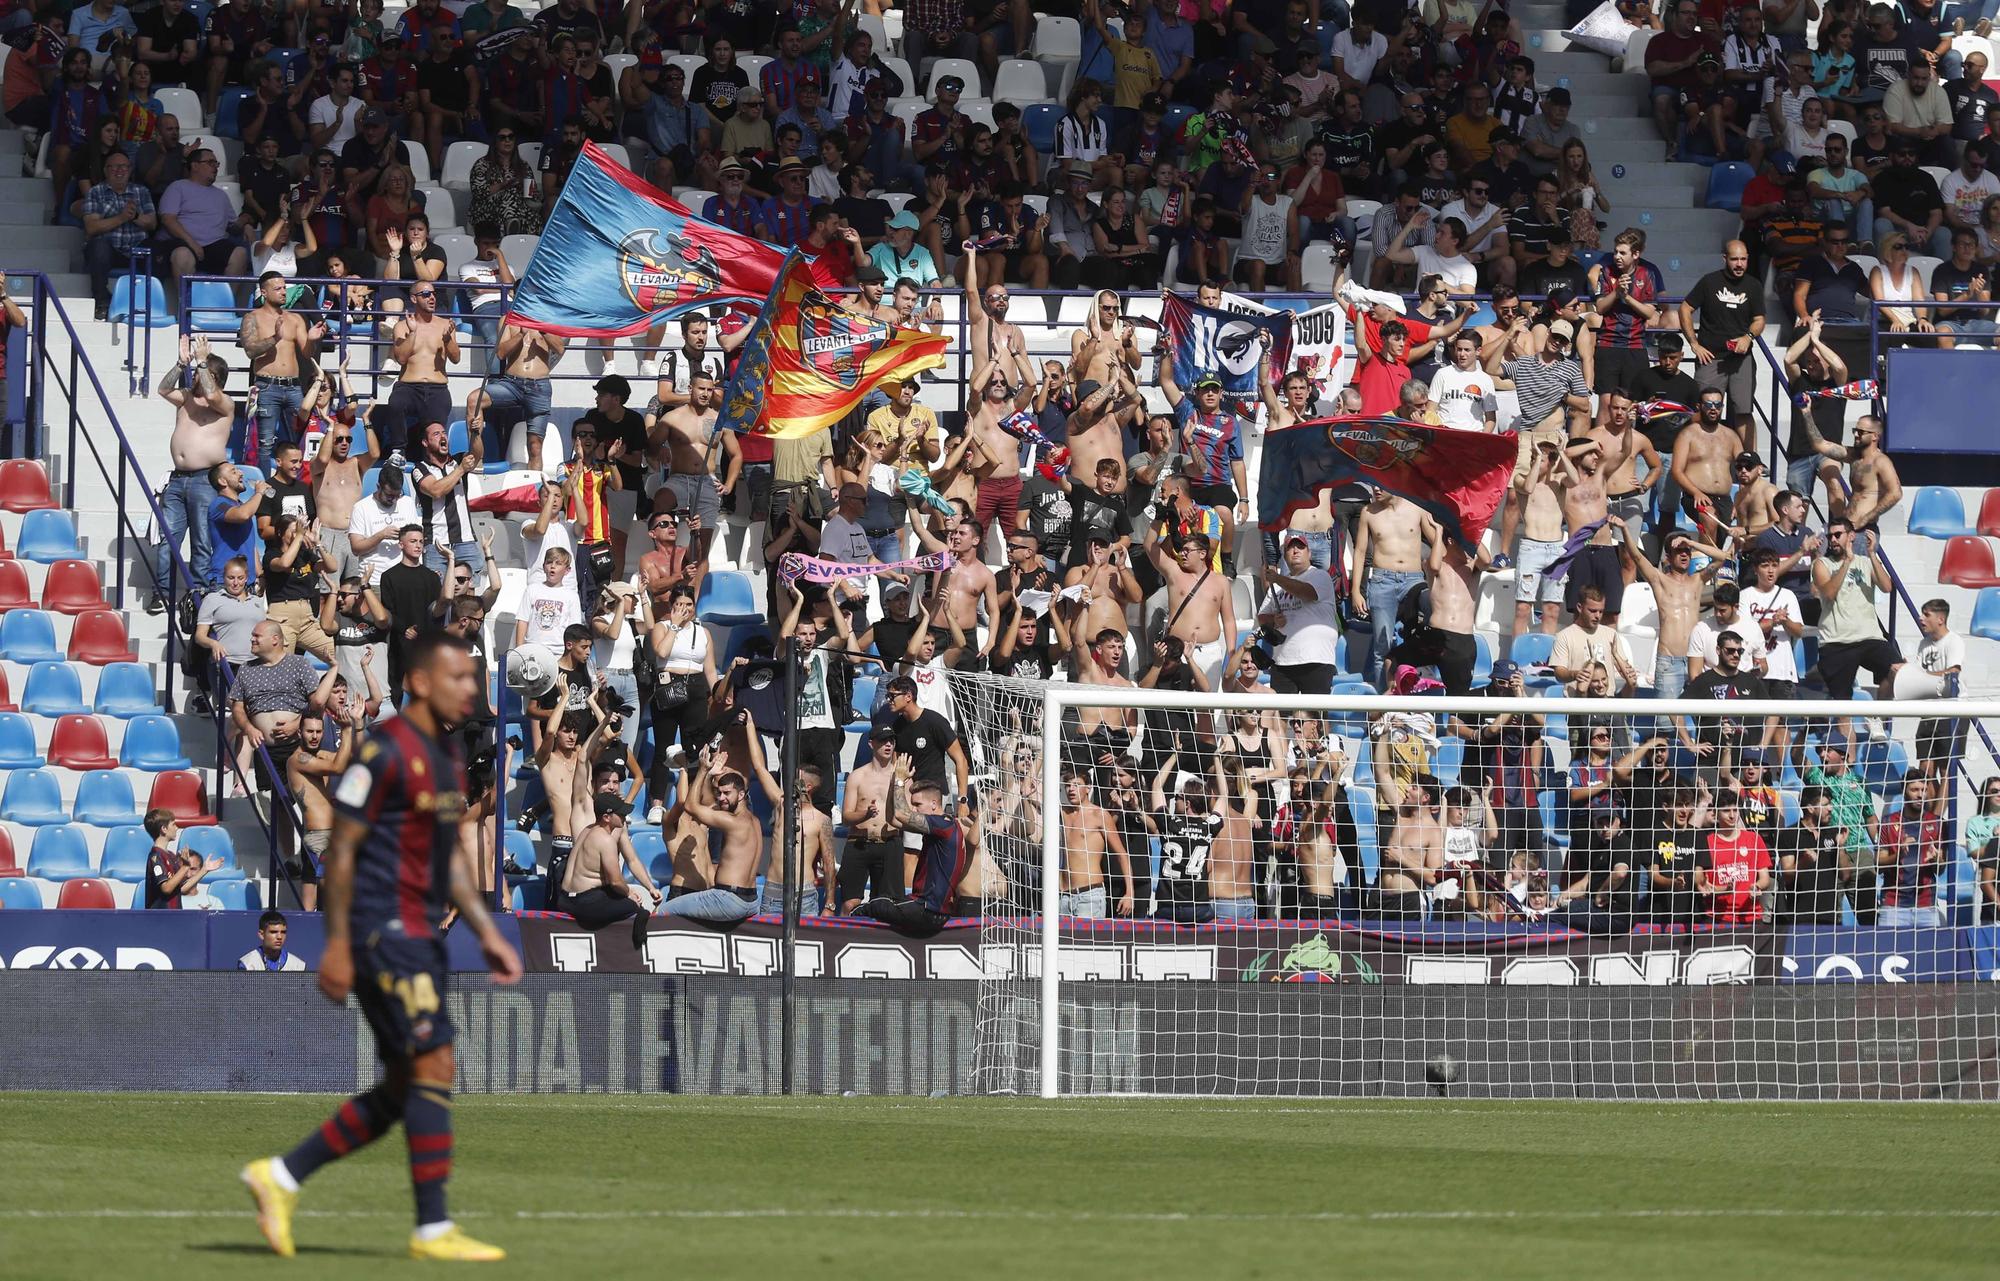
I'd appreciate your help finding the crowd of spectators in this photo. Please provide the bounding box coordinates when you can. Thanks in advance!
[103,0,1991,932]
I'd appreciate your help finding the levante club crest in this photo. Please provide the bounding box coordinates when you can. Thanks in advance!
[1323,420,1427,470]
[618,227,724,312]
[798,294,888,388]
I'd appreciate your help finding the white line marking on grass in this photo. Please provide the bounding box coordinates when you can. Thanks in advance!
[11,1208,2000,1226]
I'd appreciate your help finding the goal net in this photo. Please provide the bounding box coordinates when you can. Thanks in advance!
[951,676,2000,1100]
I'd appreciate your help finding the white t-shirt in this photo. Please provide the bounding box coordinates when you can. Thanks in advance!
[1689,616,1768,673]
[819,513,874,564]
[1259,565,1340,666]
[1428,363,1498,431]
[347,492,418,586]
[459,257,503,308]
[1241,192,1293,265]
[516,576,584,649]
[309,93,361,150]
[1737,584,1802,681]
[1330,29,1386,83]
[1940,168,2000,228]
[1413,244,1476,294]
[1894,628,1965,698]
[1438,198,1504,253]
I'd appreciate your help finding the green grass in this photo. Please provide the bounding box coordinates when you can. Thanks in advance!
[3,1094,1998,1279]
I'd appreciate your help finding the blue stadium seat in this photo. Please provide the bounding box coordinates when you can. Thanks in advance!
[1702,161,1755,210]
[181,825,240,877]
[15,510,84,563]
[514,878,547,910]
[209,879,260,911]
[25,823,93,878]
[631,827,667,876]
[1509,631,1556,669]
[1349,786,1379,884]
[22,663,90,716]
[846,674,880,728]
[1907,486,1974,538]
[0,764,66,824]
[93,663,161,718]
[187,280,240,333]
[109,274,175,328]
[0,877,41,908]
[0,609,62,663]
[98,825,153,880]
[504,829,537,874]
[0,710,44,769]
[1472,633,1494,686]
[447,418,470,456]
[1023,102,1062,154]
[696,570,762,624]
[72,770,140,827]
[119,715,193,770]
[1779,789,1801,827]
[1540,790,1570,848]
[1971,588,2000,641]
[1433,736,1464,786]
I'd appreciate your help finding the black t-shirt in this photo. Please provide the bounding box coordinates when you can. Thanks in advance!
[891,707,958,790]
[417,53,472,112]
[1932,261,1984,321]
[1378,119,1437,168]
[1619,766,1693,830]
[1781,822,1846,922]
[262,542,322,604]
[835,194,890,242]
[1856,30,1922,91]
[1874,165,1944,225]
[1682,269,1765,345]
[1852,131,1893,174]
[690,63,748,122]
[535,661,596,719]
[338,134,414,202]
[579,406,648,492]
[1629,365,1701,451]
[1522,257,1590,300]
[1065,489,1134,565]
[1316,123,1375,176]
[990,640,1056,680]
[871,614,921,667]
[144,845,181,909]
[138,8,201,84]
[1021,477,1074,562]
[1468,157,1534,210]
[259,477,316,528]
[377,561,441,637]
[1684,667,1768,744]
[389,242,448,286]
[1799,255,1870,320]
[239,156,291,221]
[1948,77,1999,142]
[1637,817,1701,880]
[1414,171,1459,211]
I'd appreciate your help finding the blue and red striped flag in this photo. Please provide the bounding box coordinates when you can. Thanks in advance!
[503,141,788,338]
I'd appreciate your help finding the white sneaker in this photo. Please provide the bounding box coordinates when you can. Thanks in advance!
[646,803,664,825]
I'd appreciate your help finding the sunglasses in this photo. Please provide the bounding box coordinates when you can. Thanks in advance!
[652,516,679,527]
[412,289,436,298]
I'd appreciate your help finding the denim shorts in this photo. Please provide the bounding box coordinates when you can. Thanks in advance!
[1211,896,1258,921]
[1515,537,1566,604]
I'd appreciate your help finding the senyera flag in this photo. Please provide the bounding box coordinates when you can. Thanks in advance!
[1258,417,1516,550]
[503,140,787,338]
[715,252,948,440]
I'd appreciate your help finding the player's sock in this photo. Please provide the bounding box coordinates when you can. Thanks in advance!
[282,1085,405,1184]
[404,1079,454,1228]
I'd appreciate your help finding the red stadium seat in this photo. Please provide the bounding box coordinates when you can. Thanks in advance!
[0,665,16,712]
[0,460,55,513]
[147,770,217,826]
[0,521,12,559]
[55,877,117,909]
[0,560,30,612]
[1979,489,2000,539]
[40,559,106,614]
[0,826,18,876]
[47,715,117,771]
[67,610,137,665]
[1939,536,2000,588]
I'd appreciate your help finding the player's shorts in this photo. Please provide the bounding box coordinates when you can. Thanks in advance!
[354,930,455,1064]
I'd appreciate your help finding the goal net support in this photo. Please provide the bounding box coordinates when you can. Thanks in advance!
[949,676,2000,1101]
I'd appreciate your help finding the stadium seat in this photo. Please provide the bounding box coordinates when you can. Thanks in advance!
[503,828,536,875]
[1971,588,2000,641]
[1970,488,2000,539]
[67,610,137,665]
[40,561,105,614]
[48,715,117,771]
[72,770,141,827]
[1032,14,1082,63]
[440,139,486,191]
[214,86,254,138]
[697,569,762,624]
[181,824,238,876]
[210,879,260,910]
[992,58,1048,103]
[500,233,540,270]
[22,662,90,716]
[1509,630,1556,668]
[1023,101,1062,155]
[0,610,62,663]
[1472,634,1494,686]
[147,770,217,826]
[3,768,68,826]
[15,509,84,563]
[55,876,117,909]
[119,715,192,771]
[0,664,16,712]
[92,663,160,718]
[0,459,54,512]
[109,274,176,328]
[0,560,28,612]
[1938,536,2000,587]
[1300,243,1340,293]
[0,710,41,769]
[187,280,240,333]
[1907,486,1974,538]
[924,57,982,97]
[98,824,152,880]
[1702,162,1755,211]
[0,877,42,908]
[1433,737,1464,785]
[0,826,17,875]
[25,823,92,878]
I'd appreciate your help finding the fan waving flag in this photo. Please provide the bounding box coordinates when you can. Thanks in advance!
[715,253,948,440]
[1258,417,1516,550]
[503,140,787,337]
[1159,291,1294,400]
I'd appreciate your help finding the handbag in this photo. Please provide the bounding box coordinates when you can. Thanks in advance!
[630,615,659,690]
[653,671,693,711]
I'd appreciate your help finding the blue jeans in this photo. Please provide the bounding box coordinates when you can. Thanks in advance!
[1813,197,1873,241]
[155,470,218,594]
[1363,569,1424,688]
[1874,218,1954,259]
[484,374,553,456]
[1262,527,1334,570]
[1211,895,1258,921]
[470,300,506,350]
[1654,652,1689,701]
[252,379,303,469]
[1649,451,1684,540]
[759,883,823,917]
[602,668,640,749]
[423,540,485,579]
[663,886,758,922]
[1786,453,1821,511]
[867,531,903,564]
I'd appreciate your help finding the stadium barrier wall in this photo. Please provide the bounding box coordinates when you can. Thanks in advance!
[6,974,2000,1100]
[6,913,2000,983]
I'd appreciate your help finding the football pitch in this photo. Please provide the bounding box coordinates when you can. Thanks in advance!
[4,1093,1998,1280]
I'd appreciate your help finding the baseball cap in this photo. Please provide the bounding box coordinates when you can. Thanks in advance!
[1824,732,1852,755]
[867,723,898,744]
[1696,50,1722,68]
[937,74,964,93]
[1490,127,1519,147]
[1740,747,1772,766]
[593,793,632,819]
[592,373,631,398]
[1283,531,1310,548]
[887,210,920,230]
[361,106,387,125]
[1546,285,1579,311]
[1191,372,1225,390]
[1546,317,1578,342]
[1734,450,1763,470]
[1489,659,1522,681]
[1544,86,1572,104]
[1140,91,1167,113]
[639,50,663,67]
[882,579,910,599]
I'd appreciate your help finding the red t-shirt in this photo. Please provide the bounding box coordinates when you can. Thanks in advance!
[1353,355,1411,417]
[1703,828,1771,923]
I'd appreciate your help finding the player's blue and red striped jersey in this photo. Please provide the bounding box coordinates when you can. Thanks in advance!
[913,813,968,914]
[333,717,468,938]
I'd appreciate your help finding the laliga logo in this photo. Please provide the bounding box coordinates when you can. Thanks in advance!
[799,296,888,389]
[618,227,722,312]
[1325,422,1426,469]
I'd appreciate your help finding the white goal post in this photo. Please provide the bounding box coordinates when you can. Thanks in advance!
[956,684,2000,1100]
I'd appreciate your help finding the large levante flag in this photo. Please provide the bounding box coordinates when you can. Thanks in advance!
[503,140,787,337]
[1258,417,1516,550]
[715,252,948,440]
[1159,291,1294,400]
